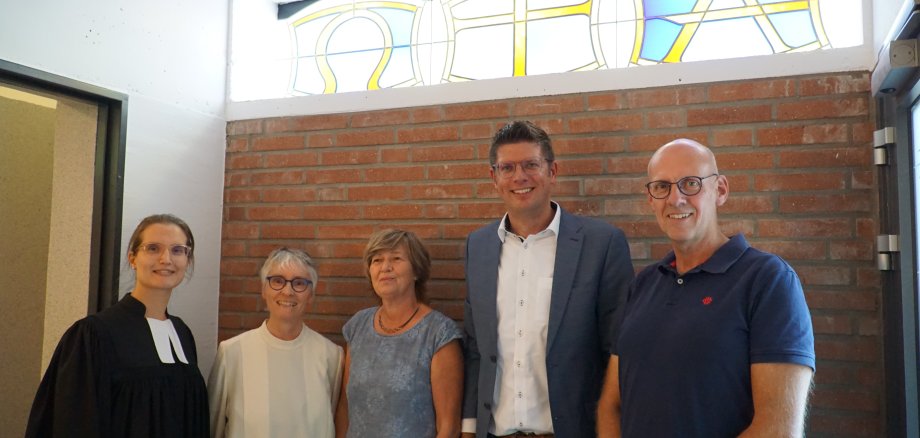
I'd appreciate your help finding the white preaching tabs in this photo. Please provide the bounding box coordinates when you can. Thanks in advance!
[146,317,190,364]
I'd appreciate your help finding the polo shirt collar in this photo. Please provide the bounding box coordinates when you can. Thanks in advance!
[497,201,561,243]
[658,234,750,275]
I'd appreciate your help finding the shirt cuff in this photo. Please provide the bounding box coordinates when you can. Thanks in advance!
[461,418,477,434]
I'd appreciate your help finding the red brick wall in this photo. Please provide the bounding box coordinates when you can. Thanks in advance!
[222,71,880,437]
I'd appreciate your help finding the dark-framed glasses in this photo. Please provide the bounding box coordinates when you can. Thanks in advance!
[265,276,313,293]
[138,243,191,257]
[491,158,551,179]
[646,174,719,199]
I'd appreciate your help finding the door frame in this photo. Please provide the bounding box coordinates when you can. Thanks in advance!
[0,59,128,312]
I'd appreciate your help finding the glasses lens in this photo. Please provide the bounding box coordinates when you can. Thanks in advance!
[169,245,189,257]
[648,181,670,199]
[268,276,285,290]
[291,278,312,292]
[496,163,515,176]
[522,159,543,173]
[143,243,161,254]
[677,177,703,195]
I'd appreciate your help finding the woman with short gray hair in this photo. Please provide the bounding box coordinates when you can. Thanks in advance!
[208,247,343,437]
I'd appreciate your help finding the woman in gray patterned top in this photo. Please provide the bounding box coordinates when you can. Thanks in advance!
[335,229,463,438]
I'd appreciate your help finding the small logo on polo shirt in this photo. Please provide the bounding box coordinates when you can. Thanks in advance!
[702,296,713,305]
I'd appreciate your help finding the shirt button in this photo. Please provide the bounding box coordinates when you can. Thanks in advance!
[518,330,523,337]
[519,300,524,307]
[517,392,523,398]
[521,269,526,276]
[677,278,684,285]
[516,360,521,367]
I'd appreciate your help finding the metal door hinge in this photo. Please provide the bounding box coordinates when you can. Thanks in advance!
[877,234,901,271]
[873,127,895,166]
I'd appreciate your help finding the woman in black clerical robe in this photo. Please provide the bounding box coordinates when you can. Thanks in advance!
[25,214,208,437]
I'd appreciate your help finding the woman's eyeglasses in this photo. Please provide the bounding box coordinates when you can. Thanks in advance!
[265,276,313,293]
[137,243,191,257]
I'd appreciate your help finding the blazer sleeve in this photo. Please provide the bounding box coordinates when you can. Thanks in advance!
[462,233,481,421]
[598,226,634,355]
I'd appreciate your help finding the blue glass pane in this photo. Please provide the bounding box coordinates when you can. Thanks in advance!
[326,17,385,54]
[371,8,414,48]
[640,19,682,61]
[767,11,817,48]
[643,0,696,18]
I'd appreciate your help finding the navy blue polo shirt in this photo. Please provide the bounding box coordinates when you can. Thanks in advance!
[614,234,815,438]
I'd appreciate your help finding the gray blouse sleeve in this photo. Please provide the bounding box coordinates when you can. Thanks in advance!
[431,312,462,353]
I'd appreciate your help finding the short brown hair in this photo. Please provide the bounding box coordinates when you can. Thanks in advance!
[489,120,555,166]
[363,229,431,302]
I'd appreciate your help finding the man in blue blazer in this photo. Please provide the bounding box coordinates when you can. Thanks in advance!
[462,121,634,438]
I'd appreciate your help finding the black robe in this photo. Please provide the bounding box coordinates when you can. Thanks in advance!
[25,294,209,437]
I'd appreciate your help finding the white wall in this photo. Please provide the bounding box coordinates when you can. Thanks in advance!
[0,0,227,375]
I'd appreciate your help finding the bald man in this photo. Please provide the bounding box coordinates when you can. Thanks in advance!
[597,139,815,437]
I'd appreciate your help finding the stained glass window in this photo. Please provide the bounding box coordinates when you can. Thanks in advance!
[231,0,863,99]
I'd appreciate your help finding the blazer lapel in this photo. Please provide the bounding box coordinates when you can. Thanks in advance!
[471,223,502,350]
[547,210,583,353]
